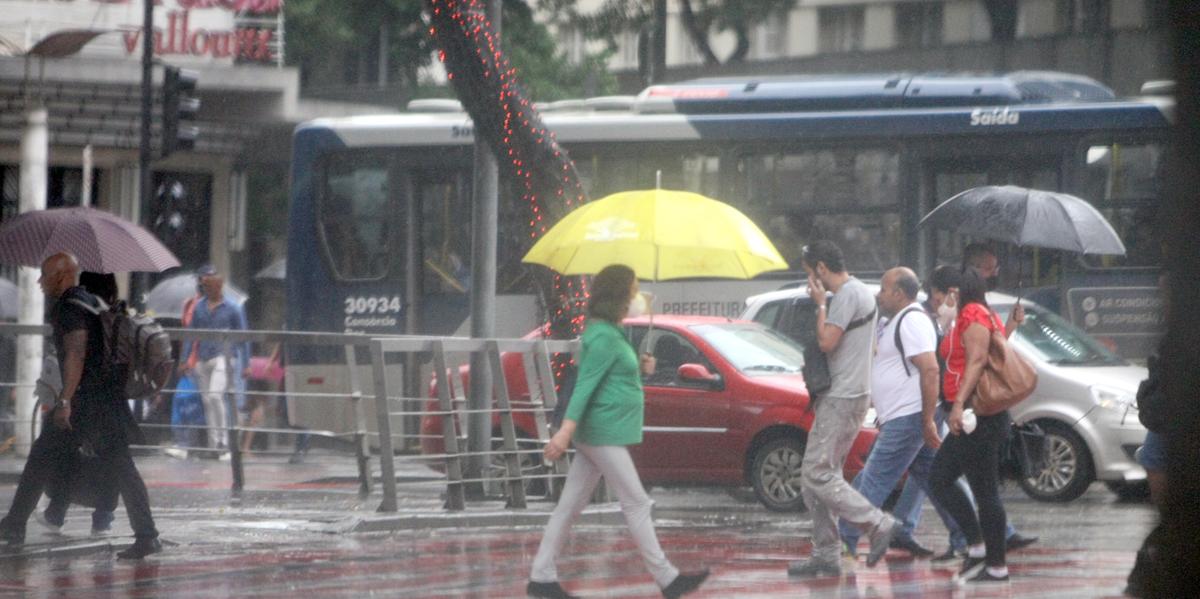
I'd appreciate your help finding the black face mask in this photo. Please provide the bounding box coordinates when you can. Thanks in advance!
[986,276,1000,291]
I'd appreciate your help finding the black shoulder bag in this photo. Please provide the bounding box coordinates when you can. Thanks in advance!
[801,306,876,402]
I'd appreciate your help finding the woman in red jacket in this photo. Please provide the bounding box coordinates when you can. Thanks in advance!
[928,268,1020,584]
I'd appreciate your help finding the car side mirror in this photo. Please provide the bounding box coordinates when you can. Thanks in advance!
[678,363,722,388]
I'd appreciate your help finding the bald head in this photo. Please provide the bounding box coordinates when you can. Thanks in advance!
[878,266,920,316]
[39,252,81,298]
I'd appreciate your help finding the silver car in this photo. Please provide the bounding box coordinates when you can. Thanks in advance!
[742,284,1148,503]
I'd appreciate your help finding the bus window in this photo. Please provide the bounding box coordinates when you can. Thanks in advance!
[319,155,394,281]
[740,148,900,273]
[1080,143,1163,268]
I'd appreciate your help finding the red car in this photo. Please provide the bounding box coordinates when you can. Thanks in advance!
[420,315,877,511]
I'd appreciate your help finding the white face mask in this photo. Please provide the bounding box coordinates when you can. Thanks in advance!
[936,294,957,329]
[627,292,649,318]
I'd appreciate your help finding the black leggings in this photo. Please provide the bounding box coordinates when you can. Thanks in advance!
[930,409,1010,567]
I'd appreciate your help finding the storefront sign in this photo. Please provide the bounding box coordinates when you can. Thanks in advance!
[3,0,282,64]
[121,10,274,61]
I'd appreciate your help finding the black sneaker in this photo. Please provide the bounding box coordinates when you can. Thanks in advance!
[965,569,1010,584]
[932,547,965,562]
[662,569,709,599]
[1005,533,1039,553]
[787,558,841,578]
[957,556,986,581]
[0,528,22,547]
[526,580,578,599]
[117,538,162,560]
[890,535,934,558]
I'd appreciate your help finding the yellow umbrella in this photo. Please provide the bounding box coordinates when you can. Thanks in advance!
[522,189,788,281]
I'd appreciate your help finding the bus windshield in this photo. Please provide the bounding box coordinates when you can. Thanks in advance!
[319,154,393,281]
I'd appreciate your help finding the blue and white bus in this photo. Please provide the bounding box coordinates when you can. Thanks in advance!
[286,71,1171,435]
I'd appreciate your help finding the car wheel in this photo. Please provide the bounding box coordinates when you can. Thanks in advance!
[1105,480,1151,502]
[751,436,807,512]
[486,436,548,499]
[1018,422,1094,502]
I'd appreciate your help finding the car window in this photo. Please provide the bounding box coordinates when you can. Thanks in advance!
[692,324,804,375]
[627,327,717,388]
[751,300,784,329]
[995,303,1126,366]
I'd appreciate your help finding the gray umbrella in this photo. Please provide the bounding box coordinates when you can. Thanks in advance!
[919,185,1126,255]
[144,273,247,321]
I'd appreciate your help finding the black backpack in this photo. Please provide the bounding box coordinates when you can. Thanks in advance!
[68,298,175,400]
[891,306,940,377]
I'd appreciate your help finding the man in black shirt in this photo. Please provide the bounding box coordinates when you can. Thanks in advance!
[0,253,160,558]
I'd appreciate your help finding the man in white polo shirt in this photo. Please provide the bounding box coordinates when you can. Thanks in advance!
[838,267,941,558]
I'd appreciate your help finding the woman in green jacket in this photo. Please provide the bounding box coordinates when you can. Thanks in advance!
[527,264,709,599]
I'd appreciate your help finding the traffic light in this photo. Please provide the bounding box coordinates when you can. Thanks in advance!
[161,65,199,157]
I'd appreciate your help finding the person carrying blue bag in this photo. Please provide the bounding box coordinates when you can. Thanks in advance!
[168,374,204,456]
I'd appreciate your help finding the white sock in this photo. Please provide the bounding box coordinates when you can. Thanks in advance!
[986,566,1008,578]
[967,544,986,558]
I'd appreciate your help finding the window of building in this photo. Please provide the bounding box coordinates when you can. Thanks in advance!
[754,12,790,58]
[818,5,866,53]
[896,2,944,48]
[557,24,585,65]
[619,29,640,68]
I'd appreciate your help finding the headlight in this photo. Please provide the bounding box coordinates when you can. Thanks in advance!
[1091,385,1136,412]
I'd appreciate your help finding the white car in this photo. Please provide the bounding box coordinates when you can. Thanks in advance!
[742,284,1149,502]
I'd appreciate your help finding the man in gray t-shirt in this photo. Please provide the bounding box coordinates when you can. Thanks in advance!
[788,241,896,579]
[825,276,876,399]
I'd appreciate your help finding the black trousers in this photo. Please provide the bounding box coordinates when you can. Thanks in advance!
[929,409,1010,567]
[1,406,157,540]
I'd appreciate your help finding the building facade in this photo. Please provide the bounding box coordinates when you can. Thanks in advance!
[548,0,1166,97]
[0,0,380,306]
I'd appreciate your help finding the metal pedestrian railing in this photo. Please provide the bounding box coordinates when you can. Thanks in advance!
[0,322,579,512]
[369,336,578,511]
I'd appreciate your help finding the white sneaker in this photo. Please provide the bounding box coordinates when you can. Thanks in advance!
[163,447,188,459]
[218,451,231,462]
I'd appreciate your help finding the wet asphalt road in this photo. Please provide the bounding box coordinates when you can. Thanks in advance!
[0,453,1154,598]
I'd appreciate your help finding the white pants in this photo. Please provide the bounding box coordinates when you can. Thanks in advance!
[530,442,679,588]
[194,356,229,450]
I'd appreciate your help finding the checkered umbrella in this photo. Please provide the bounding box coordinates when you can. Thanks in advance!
[0,206,180,273]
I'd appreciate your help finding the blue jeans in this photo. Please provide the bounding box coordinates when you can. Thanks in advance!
[892,405,1017,550]
[839,411,934,550]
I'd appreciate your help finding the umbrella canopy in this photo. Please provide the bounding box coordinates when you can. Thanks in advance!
[919,185,1126,255]
[144,274,247,321]
[0,206,180,273]
[522,189,788,280]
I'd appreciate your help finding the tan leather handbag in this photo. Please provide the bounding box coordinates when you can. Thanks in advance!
[973,329,1038,416]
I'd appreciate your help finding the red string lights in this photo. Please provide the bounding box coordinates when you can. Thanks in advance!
[426,0,588,380]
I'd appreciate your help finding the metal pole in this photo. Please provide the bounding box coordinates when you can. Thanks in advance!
[81,144,93,207]
[137,0,154,305]
[465,0,501,496]
[14,107,47,455]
